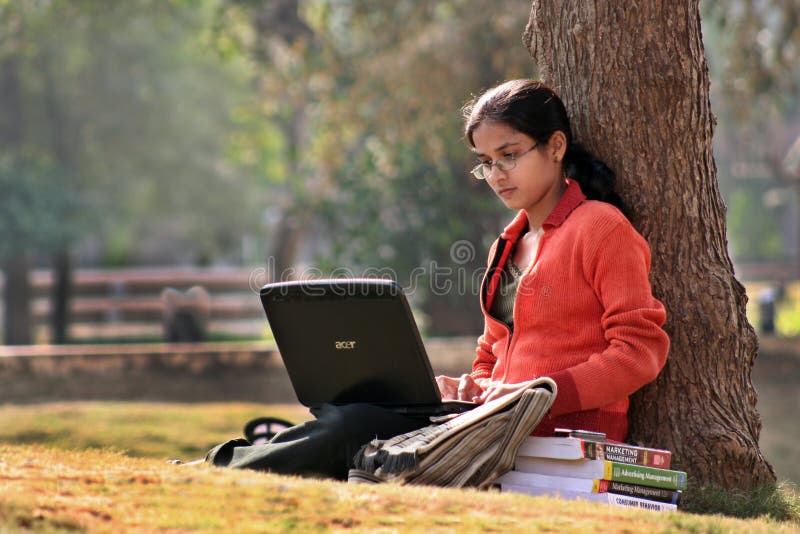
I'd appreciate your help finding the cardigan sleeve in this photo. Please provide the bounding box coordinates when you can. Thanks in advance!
[472,331,498,380]
[547,219,670,416]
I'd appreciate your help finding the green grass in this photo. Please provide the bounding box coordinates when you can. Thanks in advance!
[681,482,799,521]
[0,402,798,532]
[0,402,310,461]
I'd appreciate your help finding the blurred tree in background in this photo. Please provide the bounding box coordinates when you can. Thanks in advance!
[2,0,800,342]
[218,0,800,334]
[0,0,267,343]
[703,0,800,266]
[219,0,534,334]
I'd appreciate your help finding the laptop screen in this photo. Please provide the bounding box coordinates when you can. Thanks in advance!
[260,279,445,408]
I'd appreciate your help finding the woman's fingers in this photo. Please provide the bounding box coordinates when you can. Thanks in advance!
[435,375,460,400]
[438,374,489,401]
[457,374,483,401]
[456,374,471,399]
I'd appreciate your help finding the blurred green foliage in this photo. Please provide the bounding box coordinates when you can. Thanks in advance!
[0,154,87,258]
[212,0,535,332]
[0,0,271,265]
[728,187,787,261]
[2,0,800,337]
[703,0,800,264]
[2,0,796,272]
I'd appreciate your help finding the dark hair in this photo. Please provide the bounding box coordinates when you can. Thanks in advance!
[462,79,627,215]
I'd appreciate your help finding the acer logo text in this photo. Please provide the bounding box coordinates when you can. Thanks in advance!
[335,341,356,349]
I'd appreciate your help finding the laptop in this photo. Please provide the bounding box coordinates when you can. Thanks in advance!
[259,278,476,417]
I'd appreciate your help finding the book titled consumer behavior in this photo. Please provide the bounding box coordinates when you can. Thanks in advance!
[499,482,678,513]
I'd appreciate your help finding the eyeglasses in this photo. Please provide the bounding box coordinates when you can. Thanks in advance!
[470,143,539,180]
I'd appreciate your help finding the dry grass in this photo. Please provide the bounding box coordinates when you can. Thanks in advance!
[1,443,797,533]
[0,402,798,532]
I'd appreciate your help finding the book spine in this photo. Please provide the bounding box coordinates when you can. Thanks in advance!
[582,441,671,468]
[496,470,594,492]
[597,480,680,504]
[606,494,678,513]
[604,461,687,490]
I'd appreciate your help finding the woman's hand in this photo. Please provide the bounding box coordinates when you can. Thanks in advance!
[436,373,485,402]
[437,376,534,404]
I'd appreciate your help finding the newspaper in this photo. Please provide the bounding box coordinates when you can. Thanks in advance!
[348,377,557,488]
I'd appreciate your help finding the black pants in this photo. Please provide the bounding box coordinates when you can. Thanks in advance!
[205,404,428,480]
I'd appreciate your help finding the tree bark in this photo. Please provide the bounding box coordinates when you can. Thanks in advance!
[525,0,774,488]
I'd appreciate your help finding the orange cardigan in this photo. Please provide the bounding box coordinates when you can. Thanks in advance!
[472,180,669,441]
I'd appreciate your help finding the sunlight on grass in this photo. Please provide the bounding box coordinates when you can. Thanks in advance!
[1,402,799,531]
[2,443,797,533]
[0,402,311,461]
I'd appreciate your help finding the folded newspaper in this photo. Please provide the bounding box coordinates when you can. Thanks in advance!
[348,377,557,488]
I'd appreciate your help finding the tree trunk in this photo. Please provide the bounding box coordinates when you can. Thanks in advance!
[270,210,308,279]
[51,249,71,344]
[0,55,23,149]
[525,0,774,489]
[41,51,75,345]
[3,253,33,345]
[0,25,32,346]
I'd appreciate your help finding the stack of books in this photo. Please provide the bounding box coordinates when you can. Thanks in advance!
[494,429,686,513]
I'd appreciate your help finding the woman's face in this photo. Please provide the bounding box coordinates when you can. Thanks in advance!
[471,121,566,221]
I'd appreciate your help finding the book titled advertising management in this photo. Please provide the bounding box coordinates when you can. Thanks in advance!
[517,435,672,468]
[499,483,678,513]
[515,457,687,490]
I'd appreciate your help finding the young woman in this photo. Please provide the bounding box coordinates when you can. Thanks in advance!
[436,79,670,442]
[206,79,668,477]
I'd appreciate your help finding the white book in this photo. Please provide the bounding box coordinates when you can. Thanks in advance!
[516,436,592,460]
[515,456,608,478]
[495,470,596,492]
[499,483,678,513]
[516,435,672,468]
[500,483,608,502]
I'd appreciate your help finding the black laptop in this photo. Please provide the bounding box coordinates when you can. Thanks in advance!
[259,278,475,417]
